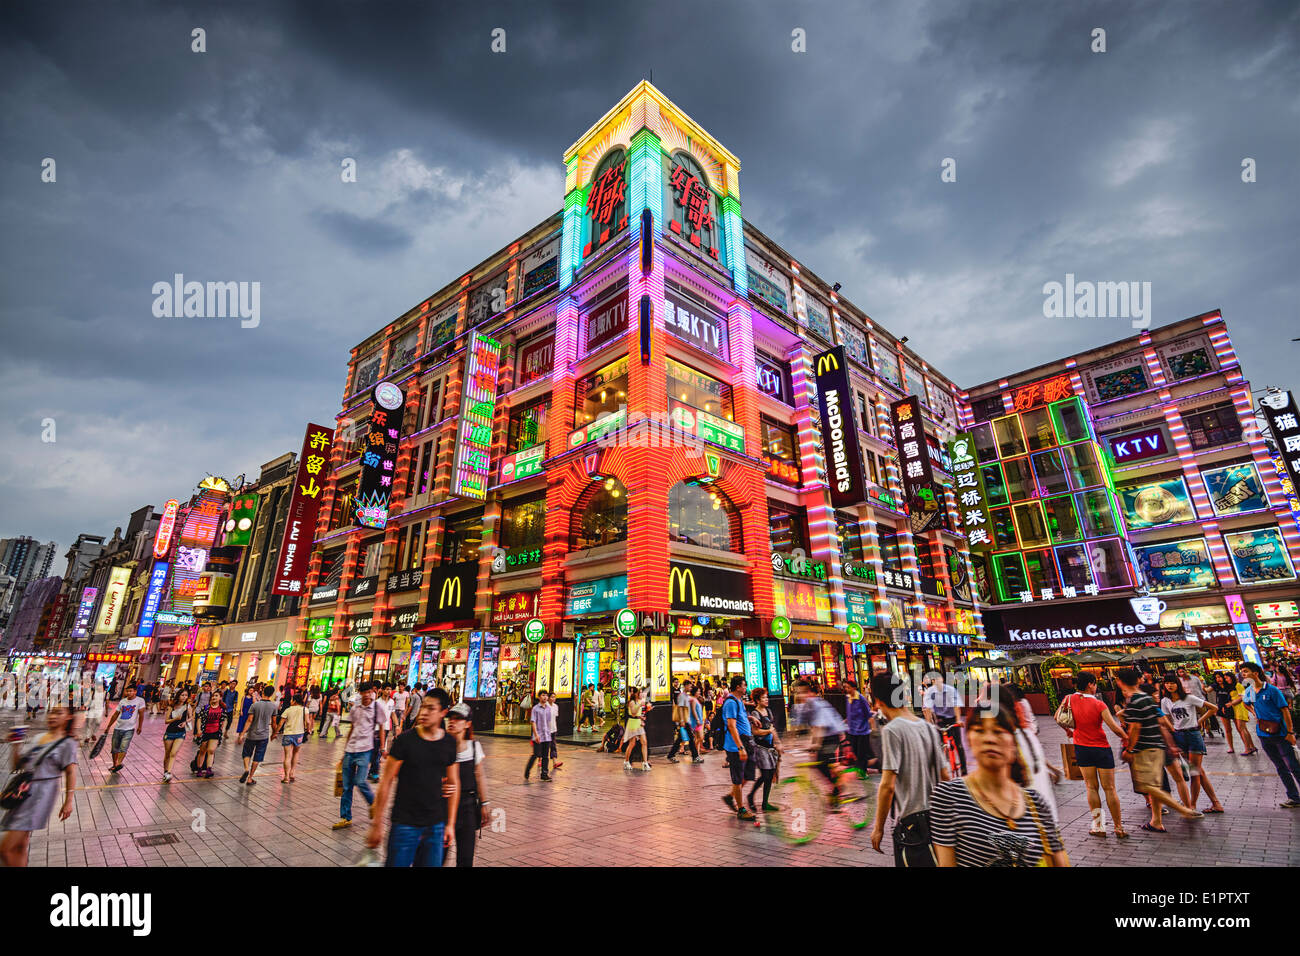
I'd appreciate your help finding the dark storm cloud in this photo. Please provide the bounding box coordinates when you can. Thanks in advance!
[2,0,1297,548]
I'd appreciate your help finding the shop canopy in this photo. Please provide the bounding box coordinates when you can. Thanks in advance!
[956,656,1016,669]
[1008,654,1049,666]
[1071,650,1126,665]
[1119,646,1187,662]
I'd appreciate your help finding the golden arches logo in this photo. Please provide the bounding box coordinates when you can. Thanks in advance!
[439,576,463,609]
[669,566,697,605]
[815,352,839,376]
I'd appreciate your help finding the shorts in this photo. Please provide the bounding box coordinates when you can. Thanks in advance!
[1172,729,1206,754]
[111,729,135,753]
[1073,744,1115,770]
[201,731,223,742]
[282,734,304,747]
[726,741,756,785]
[1130,748,1164,793]
[164,731,187,741]
[242,737,269,761]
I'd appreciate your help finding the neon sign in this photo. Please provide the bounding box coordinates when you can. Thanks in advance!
[452,333,502,500]
[153,499,179,558]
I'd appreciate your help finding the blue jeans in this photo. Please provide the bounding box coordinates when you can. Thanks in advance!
[340,751,374,821]
[386,822,446,867]
[369,745,381,780]
[1259,736,1300,802]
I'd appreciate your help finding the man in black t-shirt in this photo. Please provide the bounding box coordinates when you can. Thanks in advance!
[368,687,460,867]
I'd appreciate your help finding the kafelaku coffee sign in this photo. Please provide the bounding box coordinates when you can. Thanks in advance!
[983,596,1184,649]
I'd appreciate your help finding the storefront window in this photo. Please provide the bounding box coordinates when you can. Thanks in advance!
[993,552,1028,602]
[442,509,485,563]
[500,496,545,551]
[507,399,550,454]
[390,328,419,370]
[992,507,1018,548]
[1088,538,1131,589]
[771,503,811,554]
[669,481,738,551]
[972,421,998,462]
[575,356,628,428]
[353,352,382,394]
[1021,407,1057,452]
[1064,442,1104,489]
[1051,398,1089,443]
[1182,402,1243,450]
[1055,544,1093,591]
[993,416,1027,458]
[836,512,865,561]
[1024,549,1061,595]
[1002,458,1035,502]
[762,416,796,461]
[1076,489,1119,537]
[756,351,792,405]
[1043,495,1082,542]
[393,521,426,572]
[1012,502,1050,549]
[877,523,901,566]
[982,464,1008,506]
[667,357,733,421]
[573,479,628,549]
[1032,449,1071,496]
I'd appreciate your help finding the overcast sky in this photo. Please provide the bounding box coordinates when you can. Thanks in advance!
[2,0,1297,551]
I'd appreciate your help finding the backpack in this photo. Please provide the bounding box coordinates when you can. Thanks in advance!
[599,723,624,753]
[709,703,729,750]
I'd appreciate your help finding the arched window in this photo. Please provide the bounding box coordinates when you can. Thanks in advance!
[572,478,628,549]
[666,151,719,256]
[669,480,740,552]
[586,148,627,256]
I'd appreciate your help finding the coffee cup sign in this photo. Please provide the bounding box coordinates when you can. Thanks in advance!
[1129,596,1167,626]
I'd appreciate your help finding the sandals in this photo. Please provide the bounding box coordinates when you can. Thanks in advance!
[1088,829,1108,838]
[1114,828,1130,839]
[1140,823,1166,833]
[1203,806,1225,814]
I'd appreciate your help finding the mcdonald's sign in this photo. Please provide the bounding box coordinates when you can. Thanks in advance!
[424,560,478,625]
[812,345,867,508]
[668,561,754,615]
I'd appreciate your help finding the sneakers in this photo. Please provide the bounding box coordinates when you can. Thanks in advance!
[762,803,781,812]
[540,774,553,782]
[736,809,757,822]
[162,772,173,782]
[642,762,652,771]
[624,761,633,770]
[666,756,680,763]
[331,819,352,830]
[692,757,705,764]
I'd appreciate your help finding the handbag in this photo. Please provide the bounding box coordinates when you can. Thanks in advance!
[1053,694,1075,731]
[1,738,65,810]
[1026,792,1068,867]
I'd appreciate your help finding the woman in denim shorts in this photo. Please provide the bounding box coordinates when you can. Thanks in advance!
[1160,675,1225,814]
[276,692,309,783]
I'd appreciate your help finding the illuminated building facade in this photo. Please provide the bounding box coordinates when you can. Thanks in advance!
[296,83,983,738]
[966,312,1300,664]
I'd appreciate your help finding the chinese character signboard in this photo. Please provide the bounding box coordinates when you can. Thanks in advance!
[71,586,98,639]
[451,334,502,500]
[947,432,993,550]
[272,423,335,595]
[517,333,555,386]
[1222,526,1296,585]
[355,382,405,527]
[812,346,867,508]
[137,560,170,638]
[153,498,179,558]
[650,636,670,702]
[1133,537,1217,594]
[171,476,230,612]
[664,290,728,360]
[223,492,259,546]
[585,154,627,256]
[891,395,943,533]
[491,590,541,625]
[668,161,717,258]
[1261,390,1300,521]
[498,444,546,484]
[1007,374,1074,413]
[583,292,629,356]
[1202,462,1268,516]
[742,640,764,692]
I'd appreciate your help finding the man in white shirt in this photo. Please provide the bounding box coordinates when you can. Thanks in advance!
[392,685,410,729]
[371,685,396,782]
[547,692,563,770]
[922,675,967,774]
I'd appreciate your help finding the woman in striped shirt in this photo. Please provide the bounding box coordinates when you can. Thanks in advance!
[931,702,1068,867]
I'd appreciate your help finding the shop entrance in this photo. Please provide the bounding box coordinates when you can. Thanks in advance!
[495,640,536,736]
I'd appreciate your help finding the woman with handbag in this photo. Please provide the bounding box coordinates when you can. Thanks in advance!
[161,689,193,782]
[446,703,490,866]
[745,687,782,814]
[931,701,1068,867]
[1061,671,1128,838]
[1,705,78,867]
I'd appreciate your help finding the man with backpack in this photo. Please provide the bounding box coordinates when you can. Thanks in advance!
[719,676,756,822]
[667,680,702,764]
[870,671,948,867]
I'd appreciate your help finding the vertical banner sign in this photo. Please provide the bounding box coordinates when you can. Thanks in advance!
[535,643,554,696]
[628,637,647,693]
[466,632,482,699]
[153,498,180,558]
[764,642,783,695]
[72,586,98,639]
[1261,390,1300,528]
[553,642,575,699]
[582,651,599,690]
[453,333,503,500]
[742,640,764,692]
[273,423,335,595]
[95,567,131,635]
[819,641,842,690]
[891,396,944,533]
[813,346,868,508]
[224,493,260,546]
[171,477,230,612]
[137,560,170,638]
[650,636,670,702]
[947,432,994,550]
[355,382,406,528]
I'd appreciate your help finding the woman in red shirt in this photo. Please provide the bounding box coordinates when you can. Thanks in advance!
[1064,671,1130,838]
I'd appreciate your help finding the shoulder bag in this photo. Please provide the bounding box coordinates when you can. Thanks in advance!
[1053,693,1075,731]
[1,737,66,810]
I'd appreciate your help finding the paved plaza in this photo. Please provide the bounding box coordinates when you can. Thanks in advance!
[5,707,1297,867]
